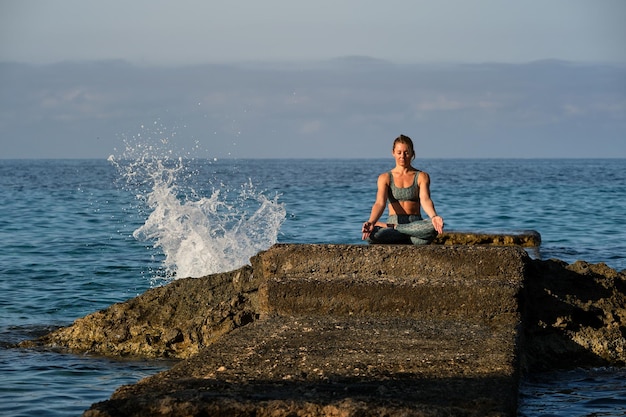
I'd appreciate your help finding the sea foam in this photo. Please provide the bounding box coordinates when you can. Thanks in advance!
[108,126,285,283]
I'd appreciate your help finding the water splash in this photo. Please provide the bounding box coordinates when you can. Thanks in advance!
[108,123,286,283]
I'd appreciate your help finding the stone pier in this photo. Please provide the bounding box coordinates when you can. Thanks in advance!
[83,244,529,417]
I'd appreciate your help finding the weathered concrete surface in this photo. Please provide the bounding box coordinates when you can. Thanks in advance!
[77,244,525,417]
[253,244,525,325]
[84,316,518,417]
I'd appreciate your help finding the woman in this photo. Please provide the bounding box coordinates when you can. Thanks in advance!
[362,134,444,245]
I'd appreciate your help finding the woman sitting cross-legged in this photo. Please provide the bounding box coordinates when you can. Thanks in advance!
[361,134,444,245]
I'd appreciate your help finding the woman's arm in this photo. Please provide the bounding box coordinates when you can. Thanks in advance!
[418,171,444,234]
[362,173,388,239]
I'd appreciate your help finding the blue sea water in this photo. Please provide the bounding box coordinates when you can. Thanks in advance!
[1,156,625,416]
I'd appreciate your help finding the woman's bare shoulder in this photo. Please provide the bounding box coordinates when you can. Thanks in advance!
[377,172,390,184]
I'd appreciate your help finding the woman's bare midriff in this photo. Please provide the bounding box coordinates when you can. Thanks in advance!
[388,201,421,216]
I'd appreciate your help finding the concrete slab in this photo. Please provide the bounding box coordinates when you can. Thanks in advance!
[84,245,527,416]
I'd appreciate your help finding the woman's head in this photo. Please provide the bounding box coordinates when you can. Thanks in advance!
[392,134,415,161]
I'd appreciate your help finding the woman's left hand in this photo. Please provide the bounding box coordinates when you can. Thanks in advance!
[431,216,444,234]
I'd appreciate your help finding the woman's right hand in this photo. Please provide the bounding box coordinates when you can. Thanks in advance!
[362,221,374,240]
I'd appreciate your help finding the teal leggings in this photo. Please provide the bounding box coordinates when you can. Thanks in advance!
[368,214,437,245]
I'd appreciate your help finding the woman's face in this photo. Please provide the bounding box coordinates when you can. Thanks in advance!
[393,143,414,166]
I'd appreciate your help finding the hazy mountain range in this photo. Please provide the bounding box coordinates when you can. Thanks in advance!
[1,57,624,159]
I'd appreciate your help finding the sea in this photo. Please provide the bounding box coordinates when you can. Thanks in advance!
[1,149,625,416]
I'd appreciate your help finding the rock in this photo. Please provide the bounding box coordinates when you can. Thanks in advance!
[433,230,541,247]
[521,258,626,371]
[20,266,261,359]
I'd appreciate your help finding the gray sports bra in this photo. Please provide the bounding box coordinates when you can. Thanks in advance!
[388,170,420,203]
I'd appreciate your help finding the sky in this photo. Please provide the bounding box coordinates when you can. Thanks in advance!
[2,0,625,65]
[1,0,625,158]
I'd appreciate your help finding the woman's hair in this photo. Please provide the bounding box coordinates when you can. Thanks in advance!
[392,134,415,160]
